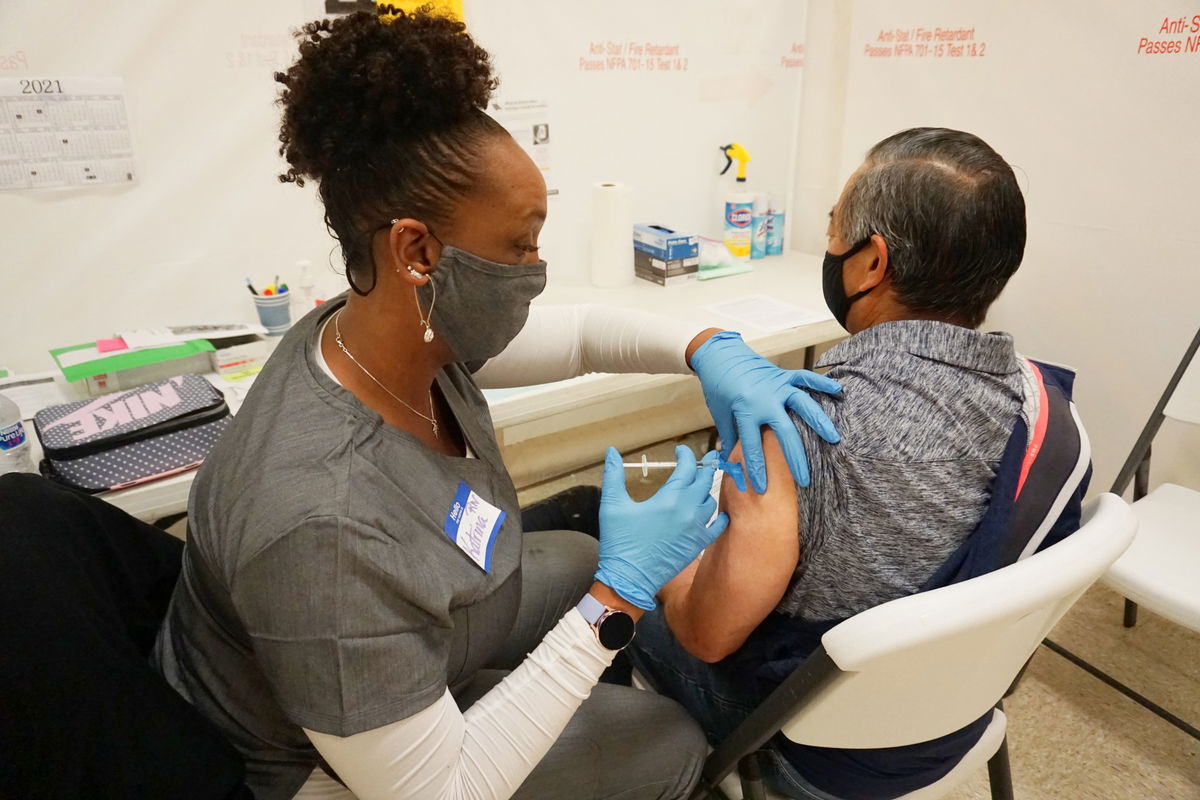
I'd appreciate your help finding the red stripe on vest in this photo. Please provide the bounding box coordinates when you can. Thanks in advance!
[1015,361,1049,500]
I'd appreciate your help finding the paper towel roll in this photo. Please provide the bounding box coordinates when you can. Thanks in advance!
[589,181,634,288]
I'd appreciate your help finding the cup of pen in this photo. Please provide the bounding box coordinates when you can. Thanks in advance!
[250,282,292,336]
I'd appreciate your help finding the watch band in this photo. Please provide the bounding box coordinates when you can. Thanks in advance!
[575,593,636,651]
[576,592,608,626]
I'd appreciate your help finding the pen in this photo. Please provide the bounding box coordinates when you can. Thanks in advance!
[245,278,258,296]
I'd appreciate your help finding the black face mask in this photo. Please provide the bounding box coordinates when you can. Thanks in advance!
[822,237,873,330]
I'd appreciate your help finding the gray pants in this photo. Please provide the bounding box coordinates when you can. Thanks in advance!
[455,530,708,800]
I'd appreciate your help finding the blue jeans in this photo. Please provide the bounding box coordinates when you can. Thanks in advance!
[626,609,845,800]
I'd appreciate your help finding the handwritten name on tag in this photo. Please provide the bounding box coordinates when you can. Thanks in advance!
[443,481,506,572]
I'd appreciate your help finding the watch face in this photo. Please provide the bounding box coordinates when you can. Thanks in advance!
[597,610,636,650]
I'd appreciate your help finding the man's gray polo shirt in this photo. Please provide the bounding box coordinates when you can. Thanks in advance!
[779,319,1024,621]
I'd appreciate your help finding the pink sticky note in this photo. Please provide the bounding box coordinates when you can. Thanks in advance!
[97,338,128,353]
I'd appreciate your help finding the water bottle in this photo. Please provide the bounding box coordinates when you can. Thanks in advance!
[0,392,35,475]
[293,259,318,316]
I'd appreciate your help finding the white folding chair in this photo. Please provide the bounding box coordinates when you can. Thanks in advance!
[1038,327,1200,741]
[693,494,1138,800]
[1104,325,1200,633]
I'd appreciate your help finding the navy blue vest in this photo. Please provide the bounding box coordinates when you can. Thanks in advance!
[738,359,1091,800]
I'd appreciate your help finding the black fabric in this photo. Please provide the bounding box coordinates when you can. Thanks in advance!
[0,473,251,800]
[520,485,602,538]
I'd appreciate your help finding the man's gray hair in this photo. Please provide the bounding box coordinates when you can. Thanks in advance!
[835,128,1026,328]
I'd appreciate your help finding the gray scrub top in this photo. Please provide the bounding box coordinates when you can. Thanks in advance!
[153,297,523,800]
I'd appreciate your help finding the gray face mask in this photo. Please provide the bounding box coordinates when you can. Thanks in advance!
[422,244,548,363]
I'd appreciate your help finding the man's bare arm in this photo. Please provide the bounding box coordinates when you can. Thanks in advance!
[658,431,799,662]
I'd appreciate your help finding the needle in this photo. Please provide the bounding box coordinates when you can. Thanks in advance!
[622,454,747,490]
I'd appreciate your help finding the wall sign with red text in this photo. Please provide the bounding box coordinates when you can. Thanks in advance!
[1136,14,1200,55]
[862,26,987,60]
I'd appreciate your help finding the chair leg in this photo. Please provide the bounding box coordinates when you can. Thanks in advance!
[739,751,768,800]
[1123,599,1138,628]
[987,736,1015,800]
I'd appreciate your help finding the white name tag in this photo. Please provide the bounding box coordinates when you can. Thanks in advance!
[443,481,506,572]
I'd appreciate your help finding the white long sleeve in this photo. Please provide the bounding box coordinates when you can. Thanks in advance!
[304,610,614,800]
[471,304,700,389]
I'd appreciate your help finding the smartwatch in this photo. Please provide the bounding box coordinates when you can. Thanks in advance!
[576,593,636,651]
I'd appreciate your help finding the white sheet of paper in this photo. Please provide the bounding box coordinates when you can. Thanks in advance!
[0,77,137,191]
[53,346,104,369]
[207,373,256,407]
[117,328,177,349]
[703,295,831,333]
[0,371,71,419]
[118,323,268,349]
[490,97,555,195]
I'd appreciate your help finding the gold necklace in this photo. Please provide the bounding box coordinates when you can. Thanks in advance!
[333,310,439,438]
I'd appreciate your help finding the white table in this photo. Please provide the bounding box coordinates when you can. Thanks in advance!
[23,251,842,521]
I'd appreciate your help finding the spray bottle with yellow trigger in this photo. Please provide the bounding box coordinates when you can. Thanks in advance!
[719,143,754,261]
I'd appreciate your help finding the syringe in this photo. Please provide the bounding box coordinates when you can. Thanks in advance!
[623,454,747,490]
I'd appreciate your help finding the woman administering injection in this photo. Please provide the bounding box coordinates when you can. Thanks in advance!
[153,7,839,800]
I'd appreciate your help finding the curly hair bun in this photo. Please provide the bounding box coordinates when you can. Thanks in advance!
[276,5,497,185]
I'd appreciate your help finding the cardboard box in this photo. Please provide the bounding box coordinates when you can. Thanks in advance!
[633,224,700,262]
[634,249,699,286]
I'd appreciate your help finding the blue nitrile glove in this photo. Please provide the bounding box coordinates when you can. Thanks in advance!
[690,330,842,493]
[594,445,730,610]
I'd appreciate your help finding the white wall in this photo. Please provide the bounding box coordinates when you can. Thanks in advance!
[7,1,1194,495]
[0,0,806,373]
[1,2,336,374]
[795,0,1200,496]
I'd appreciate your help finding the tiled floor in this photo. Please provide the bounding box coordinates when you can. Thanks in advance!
[517,432,1200,800]
[943,582,1200,800]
